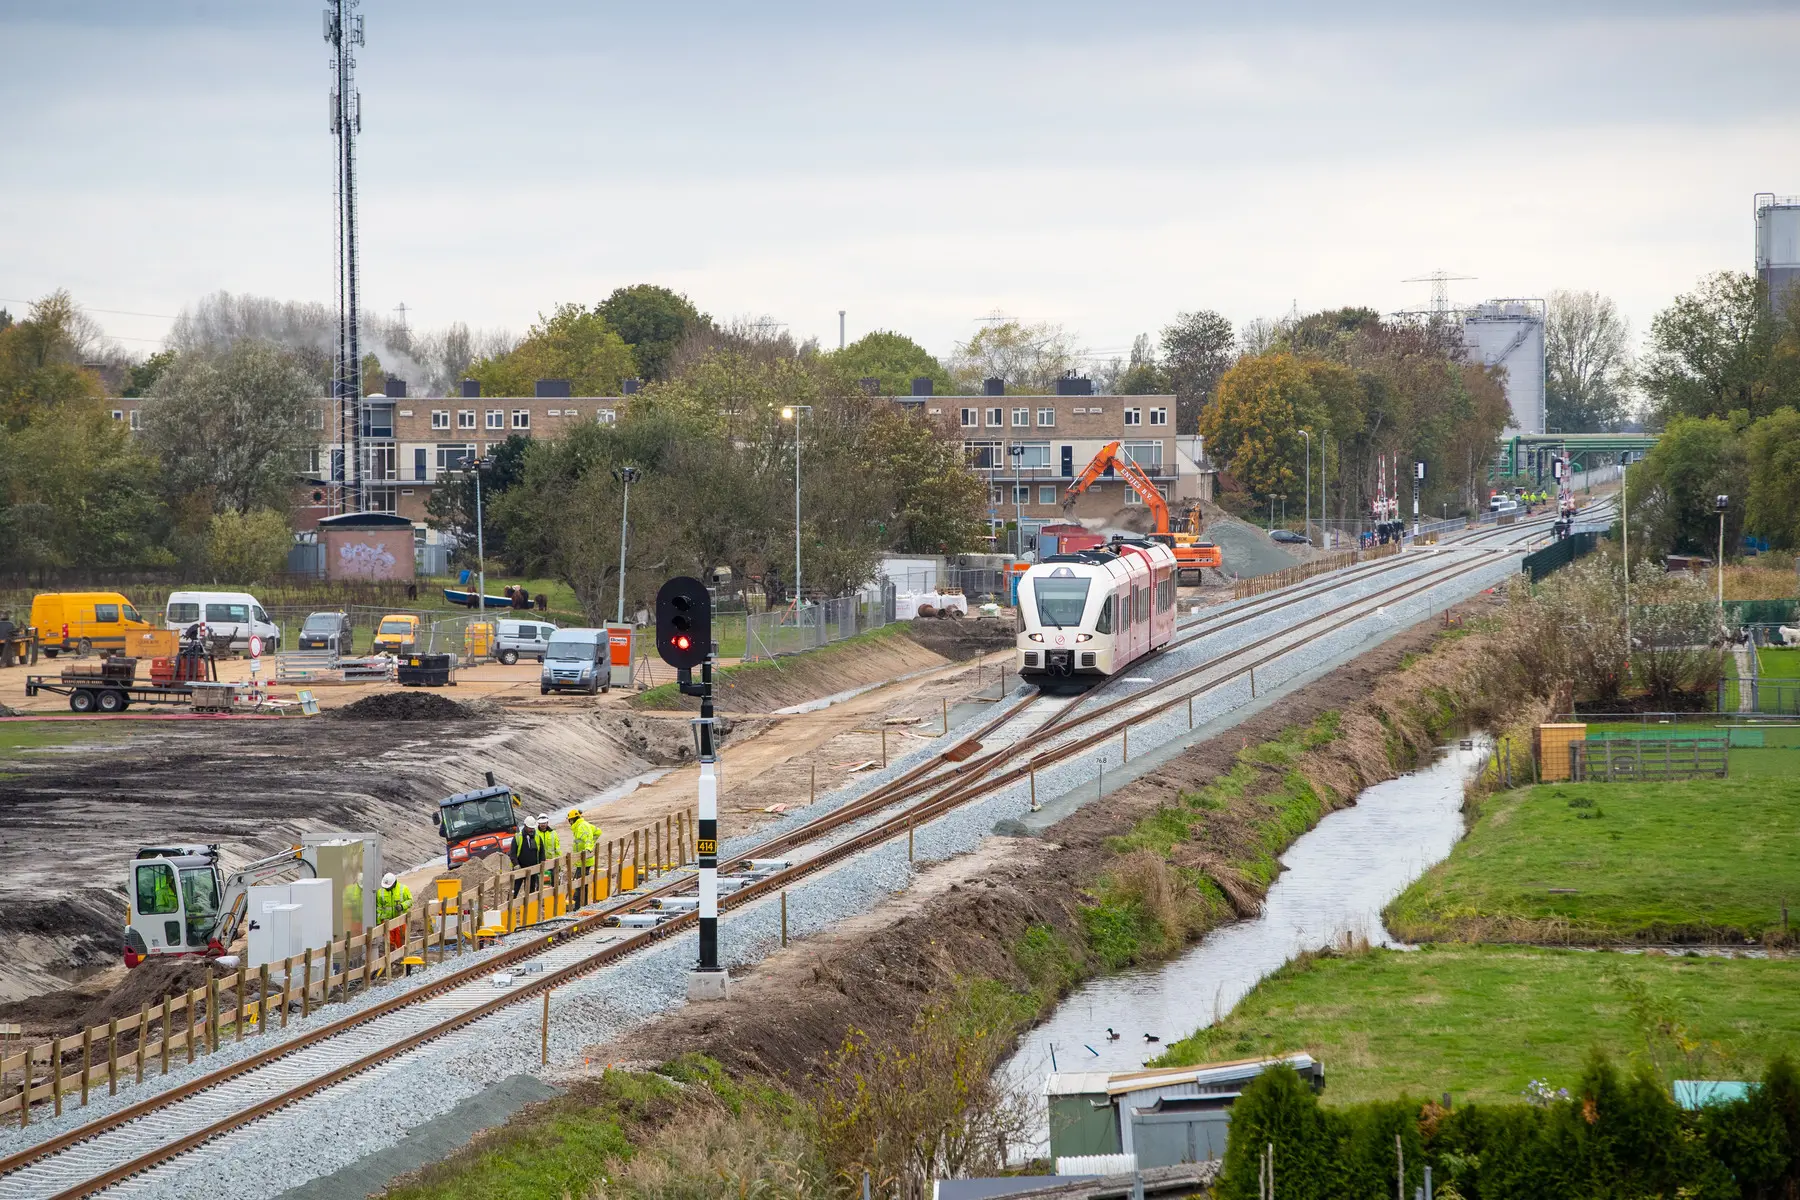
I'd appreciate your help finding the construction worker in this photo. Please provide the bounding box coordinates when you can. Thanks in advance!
[568,807,599,905]
[511,813,543,895]
[536,813,561,888]
[377,872,413,950]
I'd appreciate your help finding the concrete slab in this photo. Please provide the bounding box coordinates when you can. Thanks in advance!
[271,1073,563,1200]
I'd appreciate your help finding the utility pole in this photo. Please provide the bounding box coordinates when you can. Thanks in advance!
[613,466,640,623]
[838,310,846,350]
[781,405,812,613]
[1299,430,1311,545]
[472,459,486,613]
[325,0,365,513]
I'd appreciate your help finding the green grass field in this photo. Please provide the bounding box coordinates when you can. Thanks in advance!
[1157,945,1800,1106]
[1758,646,1800,677]
[0,719,122,777]
[1386,778,1800,944]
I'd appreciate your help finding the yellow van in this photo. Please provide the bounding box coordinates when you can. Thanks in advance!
[30,592,154,658]
[371,613,422,656]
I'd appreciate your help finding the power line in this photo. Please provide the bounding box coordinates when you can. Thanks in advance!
[0,299,178,320]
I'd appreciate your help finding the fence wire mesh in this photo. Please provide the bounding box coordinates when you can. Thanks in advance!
[743,593,893,663]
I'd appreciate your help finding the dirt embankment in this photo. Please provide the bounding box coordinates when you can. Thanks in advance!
[633,623,1009,713]
[595,607,1490,1082]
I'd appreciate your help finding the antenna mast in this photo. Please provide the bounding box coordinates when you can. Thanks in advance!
[326,0,365,513]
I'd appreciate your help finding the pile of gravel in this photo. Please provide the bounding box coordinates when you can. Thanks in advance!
[331,692,477,722]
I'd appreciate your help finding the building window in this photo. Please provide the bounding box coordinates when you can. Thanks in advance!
[1124,408,1141,426]
[130,409,141,430]
[436,443,476,474]
[511,409,531,429]
[1011,442,1051,470]
[1124,486,1144,506]
[1037,408,1055,427]
[111,409,123,421]
[1039,484,1057,505]
[431,410,450,429]
[1122,441,1164,469]
[305,447,323,474]
[486,410,504,430]
[990,488,1006,505]
[309,408,325,429]
[1011,407,1029,427]
[963,441,1003,470]
[597,409,617,425]
[1149,407,1168,426]
[458,410,476,429]
[986,407,1004,427]
[1013,485,1031,503]
[367,486,398,514]
[960,408,977,428]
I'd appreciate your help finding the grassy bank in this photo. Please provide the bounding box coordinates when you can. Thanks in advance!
[1386,778,1800,945]
[1156,944,1800,1106]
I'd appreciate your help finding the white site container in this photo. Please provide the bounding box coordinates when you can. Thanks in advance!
[248,903,302,971]
[285,877,336,954]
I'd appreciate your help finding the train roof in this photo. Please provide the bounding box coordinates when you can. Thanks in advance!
[1038,537,1164,566]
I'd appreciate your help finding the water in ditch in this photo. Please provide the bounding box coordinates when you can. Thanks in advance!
[1001,736,1491,1154]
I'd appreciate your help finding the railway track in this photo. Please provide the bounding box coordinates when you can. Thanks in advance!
[0,512,1575,1199]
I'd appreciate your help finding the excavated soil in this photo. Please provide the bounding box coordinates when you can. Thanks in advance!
[590,613,1467,1084]
[331,692,479,721]
[902,616,1016,660]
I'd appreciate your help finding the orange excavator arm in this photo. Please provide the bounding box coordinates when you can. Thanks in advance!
[1063,440,1171,533]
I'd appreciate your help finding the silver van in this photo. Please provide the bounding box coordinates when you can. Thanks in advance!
[541,628,609,695]
[495,618,556,665]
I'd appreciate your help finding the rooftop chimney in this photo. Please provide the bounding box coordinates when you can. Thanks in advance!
[983,377,1005,396]
[535,379,572,398]
[911,376,934,397]
[620,377,642,395]
[1054,374,1094,396]
[384,376,407,398]
[461,379,481,398]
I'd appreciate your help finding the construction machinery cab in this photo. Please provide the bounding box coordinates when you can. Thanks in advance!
[436,776,525,868]
[125,843,313,967]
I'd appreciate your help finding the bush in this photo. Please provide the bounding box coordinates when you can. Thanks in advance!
[203,508,291,585]
[1215,1054,1799,1199]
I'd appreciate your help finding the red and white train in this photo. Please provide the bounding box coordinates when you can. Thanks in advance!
[1015,539,1178,690]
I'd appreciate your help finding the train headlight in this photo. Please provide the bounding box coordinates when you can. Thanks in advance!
[1075,633,1093,642]
[1027,633,1044,642]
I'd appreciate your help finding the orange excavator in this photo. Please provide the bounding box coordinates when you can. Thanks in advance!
[1063,440,1222,583]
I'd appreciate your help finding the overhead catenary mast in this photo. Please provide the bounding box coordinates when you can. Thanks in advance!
[326,0,365,513]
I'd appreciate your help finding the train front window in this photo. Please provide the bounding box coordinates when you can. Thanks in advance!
[1035,578,1091,627]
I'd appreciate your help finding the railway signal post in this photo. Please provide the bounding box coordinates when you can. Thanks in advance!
[657,577,729,1000]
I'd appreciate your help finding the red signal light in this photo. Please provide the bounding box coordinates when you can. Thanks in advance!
[675,635,691,651]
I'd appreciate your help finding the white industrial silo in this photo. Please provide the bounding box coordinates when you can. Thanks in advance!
[1755,193,1800,313]
[1462,299,1546,435]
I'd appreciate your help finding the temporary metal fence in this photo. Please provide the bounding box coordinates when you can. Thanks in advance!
[882,565,1014,600]
[1521,531,1599,583]
[743,593,892,663]
[1230,540,1400,599]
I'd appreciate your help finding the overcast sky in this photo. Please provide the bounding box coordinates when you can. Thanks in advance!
[3,0,1795,365]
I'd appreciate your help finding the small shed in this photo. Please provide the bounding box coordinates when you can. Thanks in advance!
[1046,1054,1324,1167]
[316,512,417,582]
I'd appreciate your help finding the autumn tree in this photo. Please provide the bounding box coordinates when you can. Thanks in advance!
[1160,309,1235,431]
[1745,407,1800,550]
[948,320,1081,393]
[141,339,318,514]
[463,303,636,397]
[596,284,709,382]
[1640,271,1800,423]
[1200,353,1328,500]
[830,330,953,396]
[1545,290,1633,432]
[1623,414,1748,557]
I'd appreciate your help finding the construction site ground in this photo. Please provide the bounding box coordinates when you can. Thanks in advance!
[0,619,1015,1030]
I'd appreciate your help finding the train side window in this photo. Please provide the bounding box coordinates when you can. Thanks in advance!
[1095,596,1112,634]
[1135,587,1148,621]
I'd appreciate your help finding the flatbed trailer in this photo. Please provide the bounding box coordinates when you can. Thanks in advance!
[24,674,195,713]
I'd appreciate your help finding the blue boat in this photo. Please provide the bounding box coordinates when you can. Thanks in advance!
[442,588,517,610]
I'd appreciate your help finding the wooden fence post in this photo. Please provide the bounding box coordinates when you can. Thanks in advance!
[160,995,172,1075]
[257,964,270,1035]
[50,1036,62,1116]
[136,1002,148,1085]
[302,949,313,1018]
[234,965,247,1042]
[280,958,292,1029]
[184,988,197,1064]
[80,1026,91,1106]
[106,1017,119,1096]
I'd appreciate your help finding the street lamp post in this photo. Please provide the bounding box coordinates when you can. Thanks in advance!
[781,406,813,612]
[1715,494,1730,617]
[1299,430,1311,546]
[469,456,486,615]
[1008,445,1026,557]
[612,466,640,624]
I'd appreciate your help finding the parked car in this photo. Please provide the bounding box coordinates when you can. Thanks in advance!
[541,628,609,695]
[163,591,281,652]
[297,611,353,653]
[29,592,154,658]
[1270,529,1312,545]
[371,613,422,656]
[495,618,557,665]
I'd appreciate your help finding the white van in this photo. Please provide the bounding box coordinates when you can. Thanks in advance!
[495,618,557,665]
[165,591,282,652]
[540,628,608,695]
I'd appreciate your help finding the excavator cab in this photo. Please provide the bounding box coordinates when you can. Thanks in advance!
[436,779,525,868]
[125,846,225,966]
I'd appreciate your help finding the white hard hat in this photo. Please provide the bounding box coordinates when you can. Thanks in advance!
[536,812,552,824]
[381,873,397,889]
